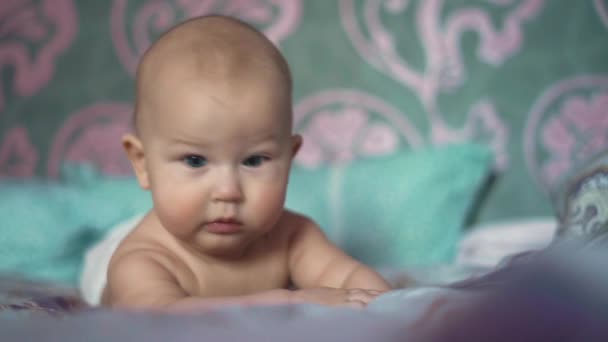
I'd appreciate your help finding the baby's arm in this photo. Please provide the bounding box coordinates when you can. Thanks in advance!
[105,251,292,311]
[288,217,391,292]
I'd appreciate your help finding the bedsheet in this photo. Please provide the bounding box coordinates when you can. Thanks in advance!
[0,275,87,318]
[0,264,481,319]
[2,242,608,341]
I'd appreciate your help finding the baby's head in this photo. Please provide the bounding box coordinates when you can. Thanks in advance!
[132,15,293,137]
[123,15,301,257]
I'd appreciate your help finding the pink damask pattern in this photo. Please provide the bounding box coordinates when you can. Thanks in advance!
[0,0,77,111]
[339,0,544,170]
[595,0,608,29]
[0,125,37,177]
[110,0,302,75]
[524,75,608,191]
[47,103,133,178]
[293,89,423,169]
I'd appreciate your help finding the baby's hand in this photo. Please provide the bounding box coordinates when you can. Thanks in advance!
[289,287,384,309]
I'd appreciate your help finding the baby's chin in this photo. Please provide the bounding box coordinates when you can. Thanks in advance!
[188,231,261,260]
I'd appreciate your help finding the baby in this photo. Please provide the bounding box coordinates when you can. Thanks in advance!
[101,15,390,311]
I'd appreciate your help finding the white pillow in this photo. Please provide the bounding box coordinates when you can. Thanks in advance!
[457,217,556,267]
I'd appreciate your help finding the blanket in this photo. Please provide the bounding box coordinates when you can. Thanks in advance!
[2,241,608,341]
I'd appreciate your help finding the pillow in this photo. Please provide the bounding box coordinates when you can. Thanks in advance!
[456,217,556,268]
[285,143,493,268]
[0,180,89,285]
[0,166,151,286]
[0,143,490,285]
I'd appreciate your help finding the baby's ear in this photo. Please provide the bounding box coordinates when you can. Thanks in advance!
[291,134,302,158]
[122,133,150,190]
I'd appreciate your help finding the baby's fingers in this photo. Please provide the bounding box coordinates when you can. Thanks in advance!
[345,289,379,305]
[366,289,384,296]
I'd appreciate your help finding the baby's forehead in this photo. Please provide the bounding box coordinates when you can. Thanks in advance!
[134,16,292,135]
[142,17,288,81]
[140,73,292,139]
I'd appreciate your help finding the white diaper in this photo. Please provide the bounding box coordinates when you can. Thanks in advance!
[79,214,144,305]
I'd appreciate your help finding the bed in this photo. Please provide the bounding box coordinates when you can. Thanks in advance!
[1,0,608,340]
[3,242,608,341]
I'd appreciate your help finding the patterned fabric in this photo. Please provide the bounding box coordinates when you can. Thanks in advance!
[0,276,88,317]
[1,1,607,225]
[555,156,608,241]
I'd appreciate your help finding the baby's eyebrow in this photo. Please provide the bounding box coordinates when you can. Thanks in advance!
[166,137,210,148]
[254,134,280,142]
[249,138,284,150]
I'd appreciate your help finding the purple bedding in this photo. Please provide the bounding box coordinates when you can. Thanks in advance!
[0,275,88,317]
[2,243,608,341]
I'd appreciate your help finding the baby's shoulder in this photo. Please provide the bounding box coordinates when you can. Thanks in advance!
[280,208,312,229]
[278,209,324,241]
[110,216,179,271]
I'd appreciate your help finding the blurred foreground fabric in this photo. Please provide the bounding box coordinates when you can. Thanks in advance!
[2,241,608,341]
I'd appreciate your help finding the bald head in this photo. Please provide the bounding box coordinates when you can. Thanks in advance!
[133,15,292,135]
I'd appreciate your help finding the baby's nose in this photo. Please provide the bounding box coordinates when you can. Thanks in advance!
[212,169,243,202]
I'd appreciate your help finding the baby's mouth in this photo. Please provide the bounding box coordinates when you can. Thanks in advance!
[204,218,243,234]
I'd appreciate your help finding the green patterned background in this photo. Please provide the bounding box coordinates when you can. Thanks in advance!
[1,0,607,225]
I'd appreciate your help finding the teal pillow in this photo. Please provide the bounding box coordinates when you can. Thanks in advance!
[0,181,93,285]
[285,143,493,268]
[0,144,490,285]
[60,163,152,225]
[0,165,151,286]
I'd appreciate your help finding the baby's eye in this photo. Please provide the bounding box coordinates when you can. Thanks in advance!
[183,155,207,168]
[242,155,268,167]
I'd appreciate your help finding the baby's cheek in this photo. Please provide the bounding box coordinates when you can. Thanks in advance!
[247,180,287,223]
[153,184,203,233]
